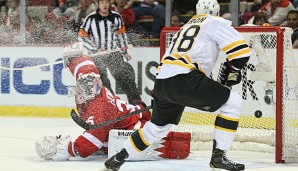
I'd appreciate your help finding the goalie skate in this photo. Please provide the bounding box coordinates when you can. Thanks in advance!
[104,148,128,171]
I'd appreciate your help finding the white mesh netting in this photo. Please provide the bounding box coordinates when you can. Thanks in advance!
[160,26,298,163]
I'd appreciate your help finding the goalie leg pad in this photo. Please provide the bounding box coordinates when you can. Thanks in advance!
[156,132,191,159]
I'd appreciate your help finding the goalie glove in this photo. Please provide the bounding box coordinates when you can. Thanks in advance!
[62,42,84,68]
[35,135,76,161]
[218,61,242,87]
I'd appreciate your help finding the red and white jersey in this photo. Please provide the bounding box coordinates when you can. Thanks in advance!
[68,55,150,158]
[157,14,251,79]
[76,86,146,130]
[74,86,151,158]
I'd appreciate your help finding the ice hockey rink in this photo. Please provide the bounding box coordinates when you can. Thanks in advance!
[1,117,298,171]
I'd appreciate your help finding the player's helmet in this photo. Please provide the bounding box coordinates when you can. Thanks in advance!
[196,0,220,16]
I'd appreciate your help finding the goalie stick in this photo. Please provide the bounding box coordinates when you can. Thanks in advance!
[70,105,152,130]
[0,45,134,70]
[90,44,134,57]
[63,43,133,67]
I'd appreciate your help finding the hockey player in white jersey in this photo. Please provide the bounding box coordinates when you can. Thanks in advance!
[105,0,251,170]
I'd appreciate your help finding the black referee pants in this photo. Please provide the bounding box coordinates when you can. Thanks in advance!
[93,52,141,104]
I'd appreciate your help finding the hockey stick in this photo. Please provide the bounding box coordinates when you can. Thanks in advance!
[63,44,134,67]
[90,44,134,57]
[70,105,152,130]
[0,44,134,70]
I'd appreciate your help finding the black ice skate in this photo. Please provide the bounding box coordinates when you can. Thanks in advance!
[104,148,128,171]
[210,140,245,171]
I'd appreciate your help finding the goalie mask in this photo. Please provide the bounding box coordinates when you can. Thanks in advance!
[196,0,220,16]
[69,55,102,102]
[76,72,102,101]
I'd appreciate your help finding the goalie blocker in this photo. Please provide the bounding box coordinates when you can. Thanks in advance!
[108,129,191,160]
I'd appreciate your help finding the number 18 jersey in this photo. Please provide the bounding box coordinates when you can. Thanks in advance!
[156,14,251,79]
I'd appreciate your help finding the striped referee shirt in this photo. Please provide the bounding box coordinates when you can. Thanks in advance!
[78,9,128,53]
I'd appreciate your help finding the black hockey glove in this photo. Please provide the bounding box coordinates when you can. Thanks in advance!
[218,61,242,87]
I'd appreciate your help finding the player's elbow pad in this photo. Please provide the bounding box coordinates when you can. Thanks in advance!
[228,56,250,71]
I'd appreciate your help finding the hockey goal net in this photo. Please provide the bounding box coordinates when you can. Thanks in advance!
[160,26,298,163]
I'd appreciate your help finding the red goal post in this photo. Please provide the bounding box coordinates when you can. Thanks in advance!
[159,26,298,163]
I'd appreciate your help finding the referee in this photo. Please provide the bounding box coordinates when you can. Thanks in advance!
[78,0,141,104]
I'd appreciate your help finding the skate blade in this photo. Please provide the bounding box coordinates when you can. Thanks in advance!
[210,168,244,171]
[210,168,226,171]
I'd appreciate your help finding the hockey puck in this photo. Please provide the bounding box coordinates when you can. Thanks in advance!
[254,110,262,118]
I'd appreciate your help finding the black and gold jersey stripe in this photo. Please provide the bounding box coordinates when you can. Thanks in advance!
[222,40,250,70]
[157,53,204,73]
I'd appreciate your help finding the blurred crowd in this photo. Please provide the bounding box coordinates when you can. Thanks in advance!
[171,0,298,48]
[1,0,298,47]
[224,0,298,48]
[0,0,166,45]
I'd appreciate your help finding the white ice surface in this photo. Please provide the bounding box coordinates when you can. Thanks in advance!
[1,117,298,171]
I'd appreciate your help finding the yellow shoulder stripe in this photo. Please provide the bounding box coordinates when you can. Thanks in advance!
[222,40,247,52]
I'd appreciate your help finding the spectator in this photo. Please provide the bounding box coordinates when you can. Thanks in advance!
[112,0,138,45]
[0,5,6,26]
[286,10,298,48]
[43,12,76,44]
[128,0,165,38]
[171,12,183,27]
[259,0,295,26]
[6,0,19,27]
[112,0,135,29]
[28,16,44,44]
[74,0,97,26]
[52,0,76,22]
[253,11,269,25]
[251,0,263,12]
[6,10,31,44]
[43,13,63,44]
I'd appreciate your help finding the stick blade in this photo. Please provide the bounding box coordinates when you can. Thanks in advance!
[70,109,90,130]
